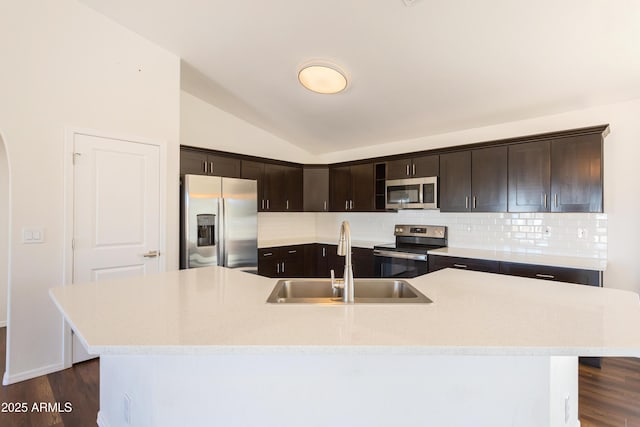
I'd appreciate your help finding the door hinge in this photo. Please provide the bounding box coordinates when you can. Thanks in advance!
[72,152,82,165]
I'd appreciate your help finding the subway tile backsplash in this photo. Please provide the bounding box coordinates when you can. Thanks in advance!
[261,211,607,259]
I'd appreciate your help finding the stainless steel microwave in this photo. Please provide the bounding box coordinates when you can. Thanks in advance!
[385,177,438,209]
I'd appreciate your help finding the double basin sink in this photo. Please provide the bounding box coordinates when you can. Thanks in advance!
[267,278,432,304]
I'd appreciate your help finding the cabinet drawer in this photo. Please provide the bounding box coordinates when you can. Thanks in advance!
[428,255,500,274]
[499,262,601,286]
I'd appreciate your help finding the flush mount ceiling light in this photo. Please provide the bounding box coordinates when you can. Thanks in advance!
[298,64,348,94]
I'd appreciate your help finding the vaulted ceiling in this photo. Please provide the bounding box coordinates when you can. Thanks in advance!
[80,0,640,154]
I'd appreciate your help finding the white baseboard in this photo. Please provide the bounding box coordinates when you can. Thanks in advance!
[2,362,65,385]
[97,411,110,427]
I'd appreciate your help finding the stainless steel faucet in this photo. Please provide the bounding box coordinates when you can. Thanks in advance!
[336,220,354,303]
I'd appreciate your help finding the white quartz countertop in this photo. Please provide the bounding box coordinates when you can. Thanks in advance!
[428,247,607,271]
[49,266,640,357]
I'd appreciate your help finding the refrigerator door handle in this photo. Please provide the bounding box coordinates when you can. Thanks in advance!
[218,197,225,267]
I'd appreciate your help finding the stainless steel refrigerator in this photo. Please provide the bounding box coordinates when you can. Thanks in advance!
[180,174,257,273]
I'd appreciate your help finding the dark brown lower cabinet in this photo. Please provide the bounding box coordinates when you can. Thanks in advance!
[428,255,500,273]
[259,244,374,279]
[499,262,601,287]
[258,245,305,278]
[428,255,601,286]
[352,247,375,278]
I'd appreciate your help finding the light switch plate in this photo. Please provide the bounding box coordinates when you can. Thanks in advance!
[23,227,45,244]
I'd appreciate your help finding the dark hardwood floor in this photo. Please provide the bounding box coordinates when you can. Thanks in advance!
[580,357,640,427]
[0,327,99,427]
[0,326,638,426]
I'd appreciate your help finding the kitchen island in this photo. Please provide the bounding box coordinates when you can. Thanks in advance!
[49,267,640,427]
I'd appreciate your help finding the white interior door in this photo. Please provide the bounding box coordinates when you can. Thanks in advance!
[72,133,161,363]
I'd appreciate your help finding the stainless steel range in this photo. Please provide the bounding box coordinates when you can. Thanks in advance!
[373,225,447,278]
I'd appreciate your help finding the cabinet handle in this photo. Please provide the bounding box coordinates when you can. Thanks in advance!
[535,274,555,279]
[210,161,214,174]
[554,193,558,208]
[323,200,327,211]
[288,250,297,254]
[543,193,547,209]
[406,164,410,176]
[453,264,468,269]
[267,199,270,210]
[412,163,416,176]
[345,200,348,211]
[349,200,353,210]
[465,196,469,209]
[203,161,208,174]
[473,196,477,209]
[276,262,280,274]
[281,262,285,273]
[286,200,289,210]
[322,247,326,257]
[263,252,273,257]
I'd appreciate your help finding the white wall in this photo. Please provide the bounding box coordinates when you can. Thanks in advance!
[0,0,180,383]
[181,91,315,163]
[0,136,9,327]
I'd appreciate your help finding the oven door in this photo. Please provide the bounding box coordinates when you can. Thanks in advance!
[373,250,429,278]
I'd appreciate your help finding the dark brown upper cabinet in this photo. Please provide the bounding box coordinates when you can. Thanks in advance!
[508,135,603,213]
[439,147,507,212]
[180,148,241,178]
[439,151,471,212]
[386,155,439,179]
[303,166,329,212]
[550,134,602,213]
[240,160,302,212]
[508,141,551,212]
[329,163,375,212]
[264,164,302,212]
[472,146,508,212]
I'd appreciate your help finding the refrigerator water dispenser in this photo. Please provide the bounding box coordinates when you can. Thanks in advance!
[196,214,215,247]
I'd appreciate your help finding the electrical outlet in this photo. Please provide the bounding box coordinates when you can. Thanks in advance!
[577,228,587,239]
[124,394,131,424]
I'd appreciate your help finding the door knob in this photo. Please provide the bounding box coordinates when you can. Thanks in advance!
[143,250,160,258]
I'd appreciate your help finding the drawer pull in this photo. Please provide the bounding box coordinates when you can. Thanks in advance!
[288,250,297,254]
[453,264,468,269]
[535,274,555,279]
[263,252,273,257]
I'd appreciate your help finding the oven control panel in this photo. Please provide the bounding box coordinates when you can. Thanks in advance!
[394,225,447,239]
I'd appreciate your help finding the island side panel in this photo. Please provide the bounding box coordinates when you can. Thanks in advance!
[97,353,578,427]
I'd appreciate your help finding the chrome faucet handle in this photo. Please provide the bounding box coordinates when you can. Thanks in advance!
[330,269,345,290]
